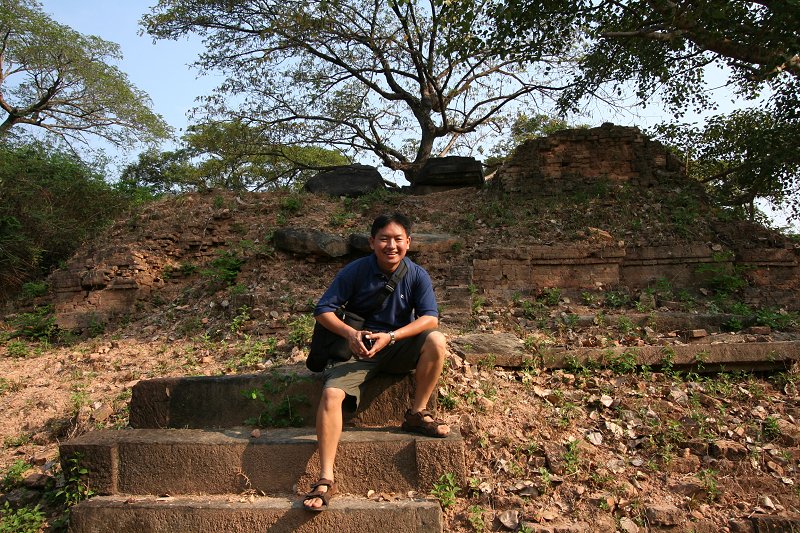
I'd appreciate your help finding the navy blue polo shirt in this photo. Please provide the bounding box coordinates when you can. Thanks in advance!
[314,255,438,332]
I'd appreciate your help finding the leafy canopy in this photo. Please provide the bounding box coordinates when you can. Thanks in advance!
[120,120,350,194]
[142,0,578,184]
[0,0,170,148]
[447,0,800,221]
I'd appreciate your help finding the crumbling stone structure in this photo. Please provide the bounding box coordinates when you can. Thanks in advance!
[44,125,800,330]
[491,123,685,194]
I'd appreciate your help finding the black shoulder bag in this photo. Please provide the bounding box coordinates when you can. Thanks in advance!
[306,260,408,372]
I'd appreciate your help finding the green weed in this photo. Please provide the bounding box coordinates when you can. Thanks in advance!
[20,281,48,298]
[243,371,310,427]
[10,305,57,341]
[288,314,315,347]
[467,505,485,531]
[1,460,32,491]
[201,250,243,287]
[0,502,45,533]
[431,472,460,508]
[5,340,29,358]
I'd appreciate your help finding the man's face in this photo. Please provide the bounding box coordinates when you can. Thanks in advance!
[369,221,410,273]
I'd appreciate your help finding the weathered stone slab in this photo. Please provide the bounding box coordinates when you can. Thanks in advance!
[414,156,483,188]
[69,495,443,533]
[450,333,529,367]
[273,228,350,257]
[542,341,800,370]
[304,164,386,197]
[129,367,431,429]
[348,233,461,254]
[61,427,465,496]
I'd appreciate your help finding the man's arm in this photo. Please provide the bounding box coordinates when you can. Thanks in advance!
[363,314,439,357]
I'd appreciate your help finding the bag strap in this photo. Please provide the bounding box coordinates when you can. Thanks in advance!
[370,258,408,312]
[341,258,409,317]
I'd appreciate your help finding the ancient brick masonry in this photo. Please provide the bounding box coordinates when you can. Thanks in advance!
[491,123,684,194]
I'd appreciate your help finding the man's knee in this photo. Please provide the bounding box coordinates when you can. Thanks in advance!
[421,330,446,360]
[320,387,346,409]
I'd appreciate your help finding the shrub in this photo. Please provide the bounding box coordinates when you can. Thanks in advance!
[0,142,133,296]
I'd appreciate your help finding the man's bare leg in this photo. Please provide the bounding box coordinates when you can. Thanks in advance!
[410,331,449,436]
[304,387,346,509]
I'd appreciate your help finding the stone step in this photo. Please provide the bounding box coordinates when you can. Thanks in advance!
[457,338,800,372]
[60,427,465,497]
[68,494,443,533]
[543,340,800,371]
[130,365,430,429]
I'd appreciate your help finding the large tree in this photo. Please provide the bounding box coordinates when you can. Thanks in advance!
[142,0,578,184]
[0,0,170,147]
[447,0,800,221]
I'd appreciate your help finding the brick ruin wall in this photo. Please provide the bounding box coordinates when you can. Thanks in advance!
[467,243,800,309]
[491,123,685,194]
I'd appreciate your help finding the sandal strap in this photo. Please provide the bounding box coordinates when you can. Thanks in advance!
[310,478,334,490]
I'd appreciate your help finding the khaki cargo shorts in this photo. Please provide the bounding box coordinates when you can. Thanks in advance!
[322,329,436,411]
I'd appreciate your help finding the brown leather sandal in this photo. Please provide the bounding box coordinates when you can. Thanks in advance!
[302,478,338,512]
[401,409,448,438]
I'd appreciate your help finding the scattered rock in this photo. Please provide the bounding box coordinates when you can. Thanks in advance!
[645,504,684,526]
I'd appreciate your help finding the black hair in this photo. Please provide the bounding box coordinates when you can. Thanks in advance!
[370,212,412,237]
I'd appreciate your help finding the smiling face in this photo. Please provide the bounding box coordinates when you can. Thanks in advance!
[369,221,410,273]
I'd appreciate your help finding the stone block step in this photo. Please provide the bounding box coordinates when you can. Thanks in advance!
[542,340,800,371]
[459,339,800,372]
[69,494,442,533]
[60,427,465,497]
[130,365,430,429]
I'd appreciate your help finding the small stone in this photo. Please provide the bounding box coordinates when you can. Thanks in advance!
[619,517,639,533]
[645,504,683,526]
[498,510,519,530]
[711,440,748,461]
[250,429,261,438]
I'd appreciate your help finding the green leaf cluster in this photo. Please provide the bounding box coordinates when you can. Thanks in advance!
[0,142,136,295]
[0,0,170,147]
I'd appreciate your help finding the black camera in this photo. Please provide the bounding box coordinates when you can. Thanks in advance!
[362,334,375,349]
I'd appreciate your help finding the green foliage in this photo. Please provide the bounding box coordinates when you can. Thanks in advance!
[243,371,310,427]
[10,305,57,341]
[761,416,781,442]
[20,281,48,298]
[288,314,315,347]
[0,142,135,294]
[563,440,581,476]
[604,291,630,308]
[431,472,460,508]
[121,123,349,193]
[5,340,29,358]
[1,459,32,491]
[230,306,251,334]
[53,454,95,508]
[696,251,749,295]
[201,250,243,287]
[467,504,486,532]
[697,469,721,501]
[0,502,45,533]
[754,308,798,330]
[0,0,170,146]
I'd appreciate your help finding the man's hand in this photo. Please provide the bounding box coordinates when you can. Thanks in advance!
[354,331,397,358]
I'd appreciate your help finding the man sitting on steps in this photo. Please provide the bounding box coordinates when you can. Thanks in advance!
[303,212,450,511]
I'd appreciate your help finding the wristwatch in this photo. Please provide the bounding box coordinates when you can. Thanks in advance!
[388,331,396,345]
